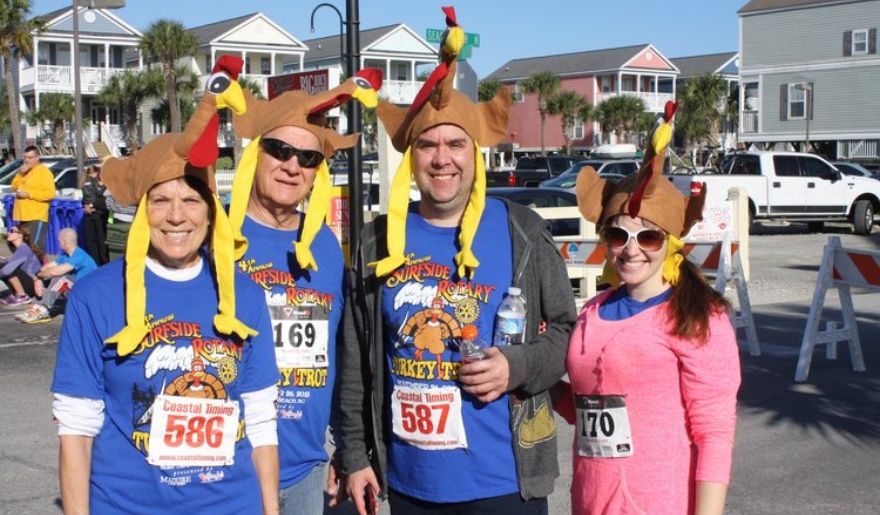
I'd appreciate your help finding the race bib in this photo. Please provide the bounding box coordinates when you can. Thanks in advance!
[147,395,240,467]
[271,305,329,369]
[391,384,467,450]
[575,395,633,458]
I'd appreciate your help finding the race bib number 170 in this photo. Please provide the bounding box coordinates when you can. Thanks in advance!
[575,394,633,458]
[147,395,240,467]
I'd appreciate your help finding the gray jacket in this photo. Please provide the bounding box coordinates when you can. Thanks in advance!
[336,199,577,500]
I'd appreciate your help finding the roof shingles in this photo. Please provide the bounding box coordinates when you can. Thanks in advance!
[487,44,667,81]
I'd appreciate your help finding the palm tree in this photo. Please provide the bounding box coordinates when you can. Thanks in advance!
[149,66,200,132]
[0,0,44,157]
[675,73,727,160]
[477,79,502,102]
[520,71,560,155]
[139,19,197,133]
[547,90,591,155]
[596,95,647,143]
[30,92,75,154]
[98,69,164,151]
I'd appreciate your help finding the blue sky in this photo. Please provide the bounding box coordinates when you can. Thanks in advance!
[33,0,745,76]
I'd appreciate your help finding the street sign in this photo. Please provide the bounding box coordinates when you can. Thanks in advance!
[425,28,480,47]
[459,45,472,61]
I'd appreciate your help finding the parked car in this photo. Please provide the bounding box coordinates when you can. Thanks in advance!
[486,155,583,187]
[486,187,580,236]
[831,161,878,180]
[669,151,880,235]
[540,159,640,188]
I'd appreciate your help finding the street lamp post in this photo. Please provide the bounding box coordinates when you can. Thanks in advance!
[309,0,363,259]
[800,82,813,153]
[72,0,125,188]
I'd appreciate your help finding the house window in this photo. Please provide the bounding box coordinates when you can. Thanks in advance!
[205,55,212,73]
[568,118,584,140]
[512,83,523,103]
[600,76,612,93]
[394,62,408,81]
[261,57,271,75]
[852,29,868,54]
[788,84,806,120]
[621,76,635,92]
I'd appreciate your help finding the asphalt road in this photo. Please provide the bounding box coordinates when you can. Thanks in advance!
[1,221,879,514]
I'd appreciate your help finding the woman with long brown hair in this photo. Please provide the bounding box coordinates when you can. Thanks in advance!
[0,225,44,305]
[554,103,741,515]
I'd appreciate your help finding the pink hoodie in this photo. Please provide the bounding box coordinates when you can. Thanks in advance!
[557,290,740,514]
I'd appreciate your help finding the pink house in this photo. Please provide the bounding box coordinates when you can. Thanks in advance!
[487,44,679,153]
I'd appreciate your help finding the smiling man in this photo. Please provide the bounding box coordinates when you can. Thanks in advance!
[336,8,576,515]
[228,70,381,515]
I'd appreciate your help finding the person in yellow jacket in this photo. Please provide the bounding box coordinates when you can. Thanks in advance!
[11,146,55,253]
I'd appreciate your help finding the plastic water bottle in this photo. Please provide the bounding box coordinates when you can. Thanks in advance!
[493,287,526,347]
[459,325,489,362]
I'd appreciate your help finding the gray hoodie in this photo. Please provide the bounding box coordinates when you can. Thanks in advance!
[335,199,577,500]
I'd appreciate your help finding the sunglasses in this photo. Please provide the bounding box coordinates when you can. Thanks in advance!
[260,138,324,168]
[601,226,667,252]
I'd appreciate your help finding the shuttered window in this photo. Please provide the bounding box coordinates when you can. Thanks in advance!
[844,29,877,56]
[781,83,813,121]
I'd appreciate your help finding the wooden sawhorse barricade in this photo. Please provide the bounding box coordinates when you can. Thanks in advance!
[794,236,872,382]
[558,234,760,356]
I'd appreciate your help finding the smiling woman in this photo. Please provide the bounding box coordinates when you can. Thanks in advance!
[146,176,215,269]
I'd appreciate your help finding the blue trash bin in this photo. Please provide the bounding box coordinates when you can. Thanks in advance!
[46,199,64,255]
[3,194,13,231]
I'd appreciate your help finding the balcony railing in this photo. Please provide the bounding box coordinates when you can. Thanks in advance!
[380,80,425,105]
[33,65,125,93]
[596,91,675,112]
[742,111,759,133]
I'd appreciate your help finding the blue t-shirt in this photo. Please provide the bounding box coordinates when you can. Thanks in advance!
[598,286,673,320]
[51,259,278,515]
[381,199,519,502]
[57,247,98,280]
[239,215,344,488]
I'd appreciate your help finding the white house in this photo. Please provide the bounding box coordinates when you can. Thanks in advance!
[18,5,142,153]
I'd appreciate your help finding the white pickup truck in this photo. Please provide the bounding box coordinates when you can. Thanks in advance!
[668,151,880,235]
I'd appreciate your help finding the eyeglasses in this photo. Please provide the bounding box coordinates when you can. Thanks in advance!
[8,228,20,234]
[260,138,324,168]
[601,226,667,252]
[23,154,38,161]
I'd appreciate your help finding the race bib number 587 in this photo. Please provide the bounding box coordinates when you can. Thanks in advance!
[148,395,240,467]
[391,385,467,450]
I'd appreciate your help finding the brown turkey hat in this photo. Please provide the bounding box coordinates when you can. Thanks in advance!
[370,6,511,279]
[99,58,256,357]
[575,101,706,237]
[232,69,383,158]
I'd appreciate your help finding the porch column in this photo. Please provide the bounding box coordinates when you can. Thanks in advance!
[636,73,641,92]
[672,75,676,99]
[242,51,248,74]
[211,48,216,71]
[655,74,659,111]
[270,52,276,75]
[617,71,622,93]
[299,54,304,72]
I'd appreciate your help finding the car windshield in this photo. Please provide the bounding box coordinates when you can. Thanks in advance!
[0,160,23,185]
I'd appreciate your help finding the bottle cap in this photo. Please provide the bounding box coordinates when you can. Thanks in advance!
[461,325,478,340]
[508,287,521,296]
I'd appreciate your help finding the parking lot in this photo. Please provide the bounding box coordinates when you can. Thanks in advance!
[1,221,879,514]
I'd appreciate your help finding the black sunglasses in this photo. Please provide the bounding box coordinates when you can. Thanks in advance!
[601,226,667,252]
[260,138,324,168]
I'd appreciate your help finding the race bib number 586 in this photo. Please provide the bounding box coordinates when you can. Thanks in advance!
[391,385,467,450]
[147,395,240,467]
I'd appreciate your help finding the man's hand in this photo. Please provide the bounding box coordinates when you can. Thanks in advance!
[326,455,348,507]
[345,467,380,515]
[84,204,94,215]
[16,190,29,199]
[459,347,510,403]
